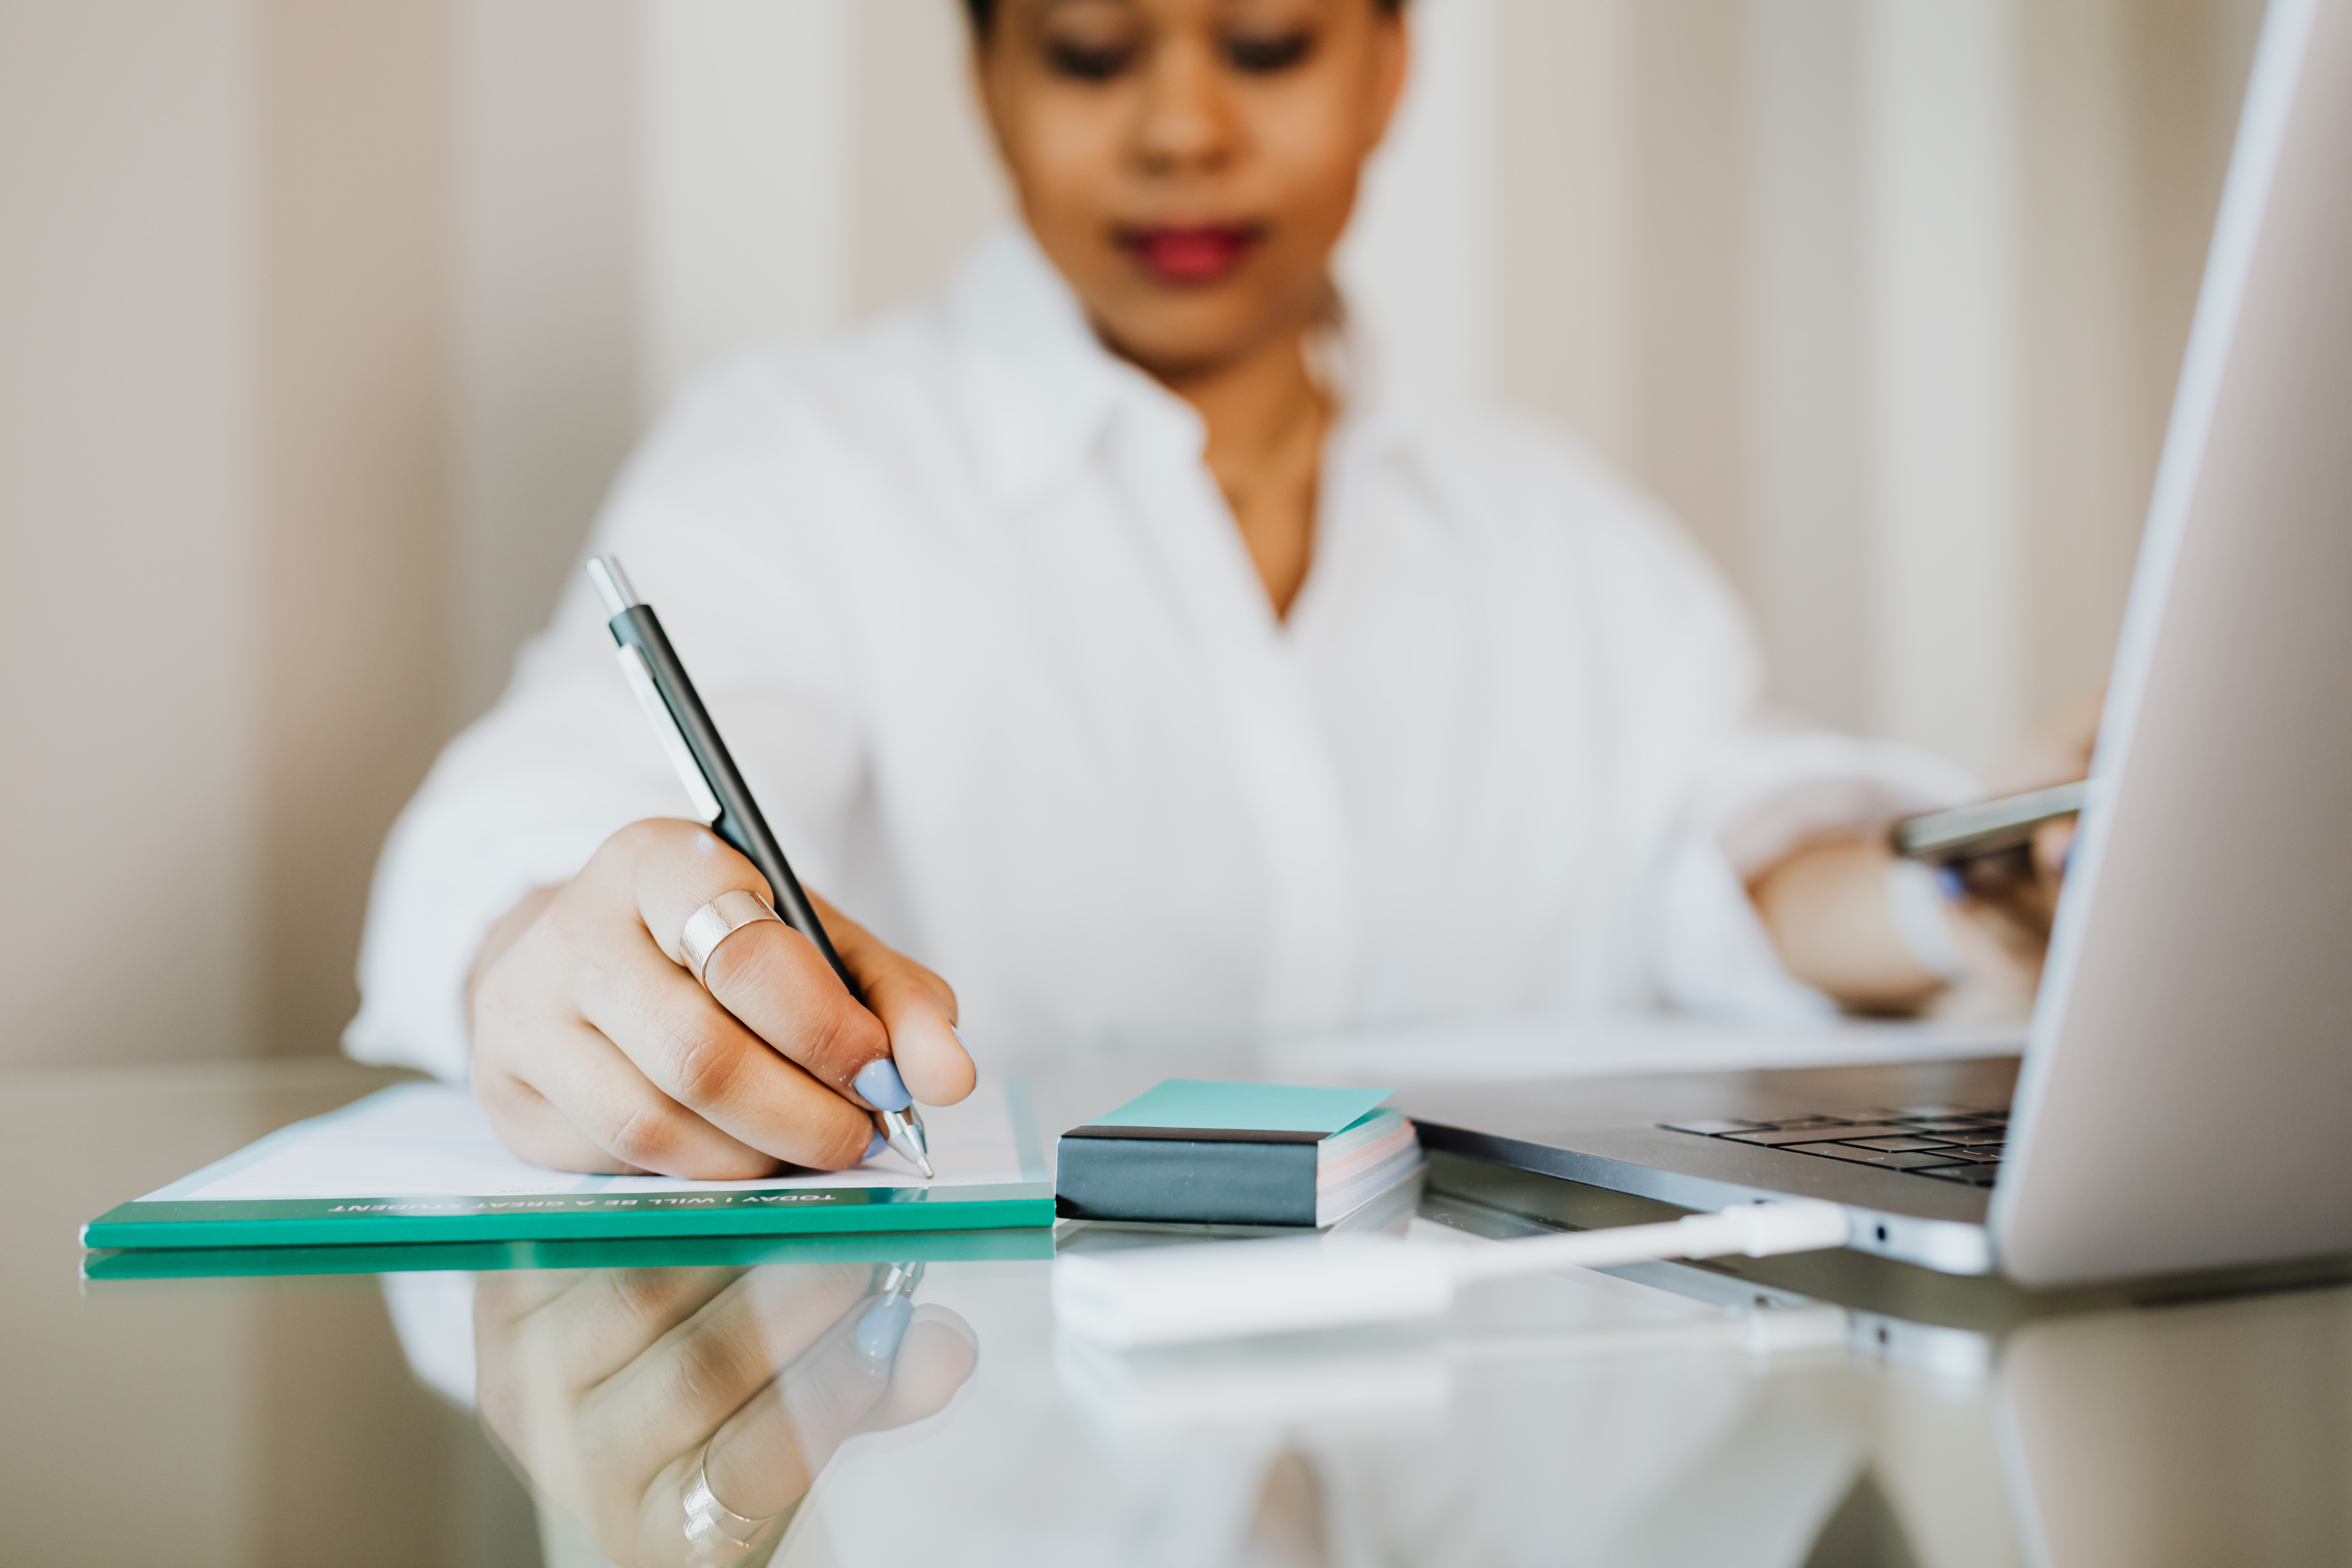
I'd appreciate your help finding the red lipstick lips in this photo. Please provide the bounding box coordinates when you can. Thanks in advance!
[1120,224,1261,286]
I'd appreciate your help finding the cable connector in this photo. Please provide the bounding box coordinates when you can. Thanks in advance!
[1690,1197,1856,1257]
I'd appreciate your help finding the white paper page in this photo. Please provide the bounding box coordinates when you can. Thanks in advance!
[146,1078,1029,1203]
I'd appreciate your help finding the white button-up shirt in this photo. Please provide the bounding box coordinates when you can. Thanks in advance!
[349,231,1970,1083]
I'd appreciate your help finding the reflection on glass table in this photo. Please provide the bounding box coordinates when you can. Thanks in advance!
[390,1225,2005,1567]
[472,1260,974,1567]
[393,1215,2352,1568]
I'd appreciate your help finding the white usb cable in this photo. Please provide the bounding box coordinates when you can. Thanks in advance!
[1053,1199,1855,1349]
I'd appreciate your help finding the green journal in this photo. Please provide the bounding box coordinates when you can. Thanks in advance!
[1056,1078,1422,1227]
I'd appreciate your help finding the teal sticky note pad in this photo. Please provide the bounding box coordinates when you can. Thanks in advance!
[1088,1079,1396,1135]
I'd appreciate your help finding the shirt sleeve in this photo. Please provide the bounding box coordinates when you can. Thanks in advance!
[344,360,866,1082]
[1651,724,1981,1026]
[1525,439,1977,1027]
[1629,530,1978,1026]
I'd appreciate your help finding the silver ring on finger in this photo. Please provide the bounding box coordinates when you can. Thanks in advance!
[682,1436,780,1561]
[678,890,784,988]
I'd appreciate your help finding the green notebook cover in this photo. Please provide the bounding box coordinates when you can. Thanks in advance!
[83,1078,1054,1251]
[82,1225,1056,1284]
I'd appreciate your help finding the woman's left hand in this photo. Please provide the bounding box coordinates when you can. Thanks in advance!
[1752,687,2104,1018]
[1931,687,2105,1017]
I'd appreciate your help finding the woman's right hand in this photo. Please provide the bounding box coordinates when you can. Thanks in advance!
[477,1262,979,1567]
[466,818,975,1177]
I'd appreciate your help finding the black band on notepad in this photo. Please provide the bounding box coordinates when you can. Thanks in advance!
[1058,1125,1327,1144]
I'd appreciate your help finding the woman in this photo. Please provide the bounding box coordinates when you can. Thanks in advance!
[350,0,2064,1178]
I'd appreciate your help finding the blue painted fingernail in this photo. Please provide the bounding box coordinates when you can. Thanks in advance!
[863,1130,887,1161]
[856,1293,914,1361]
[2060,844,2075,876]
[1935,866,1967,903]
[854,1057,913,1112]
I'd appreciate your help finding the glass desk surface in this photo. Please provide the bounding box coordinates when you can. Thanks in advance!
[7,1057,2349,1568]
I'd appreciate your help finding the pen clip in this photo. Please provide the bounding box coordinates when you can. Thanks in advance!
[615,642,724,824]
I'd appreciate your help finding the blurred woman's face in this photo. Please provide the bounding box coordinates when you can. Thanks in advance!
[975,0,1407,380]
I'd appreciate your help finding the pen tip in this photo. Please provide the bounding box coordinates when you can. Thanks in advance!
[918,1155,937,1180]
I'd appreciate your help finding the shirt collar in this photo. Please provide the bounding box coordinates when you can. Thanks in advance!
[944,228,1129,510]
[944,224,1421,510]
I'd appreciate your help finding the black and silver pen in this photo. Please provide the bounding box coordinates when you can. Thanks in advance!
[584,555,933,1178]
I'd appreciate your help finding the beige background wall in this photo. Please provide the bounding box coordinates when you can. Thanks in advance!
[0,0,2262,1068]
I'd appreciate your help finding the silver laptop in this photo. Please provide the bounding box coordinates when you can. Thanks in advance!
[1403,0,2352,1289]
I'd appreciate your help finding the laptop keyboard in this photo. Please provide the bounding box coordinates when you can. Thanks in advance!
[1660,1104,2010,1187]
